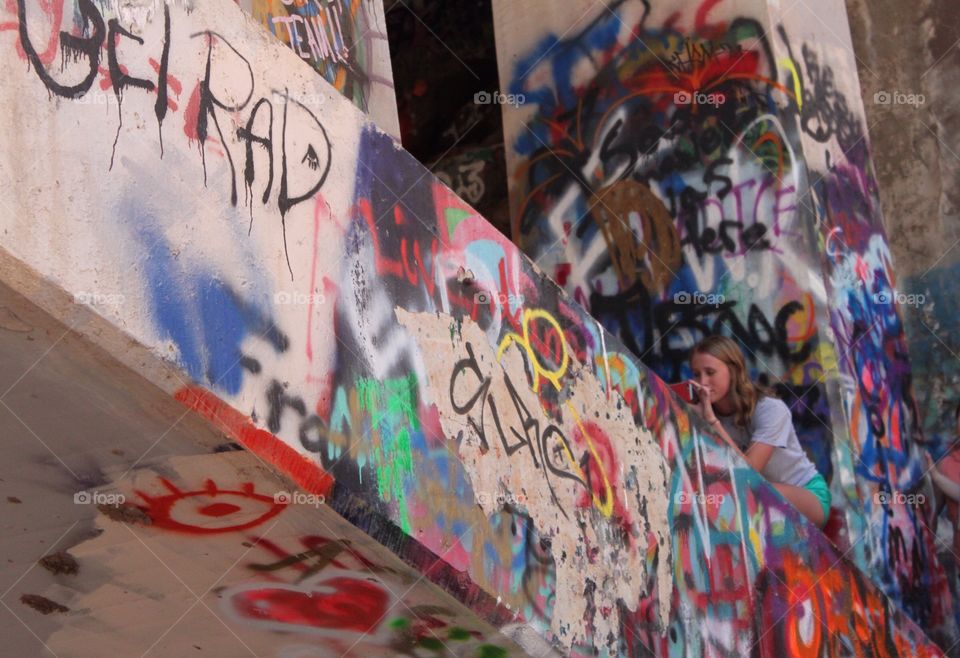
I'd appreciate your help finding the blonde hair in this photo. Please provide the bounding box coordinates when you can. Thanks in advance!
[691,336,773,429]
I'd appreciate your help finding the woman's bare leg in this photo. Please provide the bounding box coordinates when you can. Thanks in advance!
[773,482,827,528]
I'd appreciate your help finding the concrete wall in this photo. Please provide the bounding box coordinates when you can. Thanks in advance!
[0,0,948,654]
[843,0,960,443]
[494,0,955,641]
[0,278,521,656]
[238,0,401,138]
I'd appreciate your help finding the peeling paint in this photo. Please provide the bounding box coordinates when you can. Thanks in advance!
[397,308,672,645]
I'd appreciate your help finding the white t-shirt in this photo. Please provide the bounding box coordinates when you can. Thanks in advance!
[716,396,818,487]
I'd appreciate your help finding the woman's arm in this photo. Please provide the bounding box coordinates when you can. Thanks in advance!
[708,418,775,471]
[702,417,738,451]
[744,442,775,472]
[688,382,774,471]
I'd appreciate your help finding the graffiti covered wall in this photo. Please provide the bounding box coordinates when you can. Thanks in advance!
[239,0,400,138]
[494,0,839,489]
[494,0,955,641]
[780,0,955,637]
[0,0,949,654]
[845,0,960,444]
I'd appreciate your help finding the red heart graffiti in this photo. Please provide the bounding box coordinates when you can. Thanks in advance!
[229,575,390,635]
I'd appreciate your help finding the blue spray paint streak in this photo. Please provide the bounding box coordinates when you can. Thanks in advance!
[508,6,624,112]
[137,224,286,395]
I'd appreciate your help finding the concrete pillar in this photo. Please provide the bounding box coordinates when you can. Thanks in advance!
[495,0,958,643]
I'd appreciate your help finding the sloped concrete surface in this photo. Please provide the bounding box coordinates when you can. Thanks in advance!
[0,280,524,657]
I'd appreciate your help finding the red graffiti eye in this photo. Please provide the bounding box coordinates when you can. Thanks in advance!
[134,478,286,534]
[198,502,242,517]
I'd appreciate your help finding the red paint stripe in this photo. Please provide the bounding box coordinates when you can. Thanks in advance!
[175,386,333,497]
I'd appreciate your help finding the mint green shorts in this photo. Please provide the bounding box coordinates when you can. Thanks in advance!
[803,473,832,521]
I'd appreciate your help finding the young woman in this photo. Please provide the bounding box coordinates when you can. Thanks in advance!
[688,335,831,528]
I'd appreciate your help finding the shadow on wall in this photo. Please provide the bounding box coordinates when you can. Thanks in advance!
[385,0,511,235]
[903,262,960,625]
[904,264,960,449]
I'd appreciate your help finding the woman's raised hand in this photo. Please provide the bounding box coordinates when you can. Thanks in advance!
[690,381,718,424]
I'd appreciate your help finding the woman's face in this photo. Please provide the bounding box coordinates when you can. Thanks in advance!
[691,352,732,406]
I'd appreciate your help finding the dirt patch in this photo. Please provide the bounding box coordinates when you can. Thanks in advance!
[7,496,21,503]
[213,442,242,453]
[39,551,79,576]
[0,307,32,333]
[20,594,69,614]
[97,503,152,526]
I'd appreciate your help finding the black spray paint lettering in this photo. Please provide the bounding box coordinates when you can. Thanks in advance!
[667,165,780,258]
[107,20,154,95]
[257,375,344,477]
[107,5,170,156]
[18,2,332,277]
[449,341,585,516]
[154,5,172,155]
[191,30,255,207]
[239,359,351,481]
[658,298,813,371]
[108,5,173,157]
[237,98,276,219]
[190,32,332,277]
[266,379,307,435]
[19,1,171,155]
[107,17,154,170]
[591,284,812,381]
[449,342,493,453]
[17,0,104,99]
[277,88,332,279]
[263,378,354,478]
